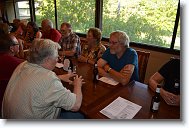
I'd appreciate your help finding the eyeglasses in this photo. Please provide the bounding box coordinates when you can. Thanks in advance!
[12,43,19,46]
[109,41,118,45]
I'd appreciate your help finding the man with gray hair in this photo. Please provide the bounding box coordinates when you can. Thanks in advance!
[97,30,139,85]
[58,22,81,58]
[41,19,61,42]
[2,39,84,119]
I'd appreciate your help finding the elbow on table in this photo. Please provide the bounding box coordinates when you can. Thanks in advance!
[120,79,130,86]
[71,104,81,112]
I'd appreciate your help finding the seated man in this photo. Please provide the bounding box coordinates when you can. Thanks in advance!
[97,30,139,85]
[0,34,24,117]
[41,19,62,43]
[148,58,180,106]
[2,39,84,119]
[58,22,81,58]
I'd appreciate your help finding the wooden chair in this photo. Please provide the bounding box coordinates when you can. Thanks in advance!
[136,50,150,83]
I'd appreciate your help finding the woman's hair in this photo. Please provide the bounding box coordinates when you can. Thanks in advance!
[88,27,102,43]
[110,30,130,48]
[0,23,9,34]
[27,39,61,64]
[27,21,40,33]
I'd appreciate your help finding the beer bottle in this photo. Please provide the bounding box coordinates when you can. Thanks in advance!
[174,79,180,95]
[93,63,99,83]
[150,84,161,112]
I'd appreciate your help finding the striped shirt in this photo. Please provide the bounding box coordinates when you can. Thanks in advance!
[2,61,76,119]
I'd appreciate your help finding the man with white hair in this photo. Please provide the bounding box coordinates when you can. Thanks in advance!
[2,39,84,119]
[41,19,61,42]
[97,30,139,85]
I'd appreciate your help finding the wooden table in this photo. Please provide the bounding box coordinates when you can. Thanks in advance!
[87,81,180,119]
[54,60,180,119]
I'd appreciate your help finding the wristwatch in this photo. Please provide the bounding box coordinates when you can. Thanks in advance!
[107,67,112,73]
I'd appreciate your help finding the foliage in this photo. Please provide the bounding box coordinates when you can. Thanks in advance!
[34,0,179,48]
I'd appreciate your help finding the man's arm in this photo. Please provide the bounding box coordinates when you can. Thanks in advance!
[62,50,76,57]
[97,58,135,85]
[58,74,84,111]
[71,75,83,111]
[148,72,164,91]
[149,72,180,106]
[59,36,79,57]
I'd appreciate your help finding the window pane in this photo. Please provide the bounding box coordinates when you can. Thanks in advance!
[102,0,179,48]
[56,0,95,33]
[174,20,180,50]
[34,0,56,27]
[16,1,30,20]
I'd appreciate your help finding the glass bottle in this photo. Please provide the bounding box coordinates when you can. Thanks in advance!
[93,63,99,83]
[174,78,180,95]
[150,84,161,112]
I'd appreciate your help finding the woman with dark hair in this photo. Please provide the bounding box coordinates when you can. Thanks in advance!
[13,20,28,40]
[0,22,9,34]
[24,21,42,48]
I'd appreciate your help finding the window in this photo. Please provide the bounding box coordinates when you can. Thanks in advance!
[174,20,180,50]
[102,0,179,48]
[13,0,179,51]
[56,0,95,33]
[16,1,30,20]
[34,0,56,27]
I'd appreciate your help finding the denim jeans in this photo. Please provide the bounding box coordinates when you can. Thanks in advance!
[58,109,85,119]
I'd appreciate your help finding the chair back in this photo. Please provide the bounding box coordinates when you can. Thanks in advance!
[136,50,150,83]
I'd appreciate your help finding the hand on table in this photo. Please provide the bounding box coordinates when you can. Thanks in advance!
[161,88,180,106]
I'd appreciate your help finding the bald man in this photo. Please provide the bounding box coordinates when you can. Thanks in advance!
[41,19,61,42]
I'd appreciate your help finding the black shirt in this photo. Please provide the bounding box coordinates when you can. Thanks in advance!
[158,59,180,95]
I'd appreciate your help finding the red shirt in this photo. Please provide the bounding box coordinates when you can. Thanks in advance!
[0,53,24,111]
[42,28,62,42]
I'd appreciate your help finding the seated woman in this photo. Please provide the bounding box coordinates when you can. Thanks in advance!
[148,58,180,106]
[78,27,106,64]
[13,20,28,40]
[24,21,42,48]
[0,22,10,34]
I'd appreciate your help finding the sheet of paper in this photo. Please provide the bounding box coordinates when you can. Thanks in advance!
[98,77,119,86]
[100,97,142,119]
[55,63,64,68]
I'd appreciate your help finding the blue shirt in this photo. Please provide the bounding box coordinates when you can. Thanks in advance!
[102,48,139,81]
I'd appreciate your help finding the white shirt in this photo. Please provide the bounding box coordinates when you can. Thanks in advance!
[2,61,76,119]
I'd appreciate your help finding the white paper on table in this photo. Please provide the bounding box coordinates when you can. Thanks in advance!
[55,63,64,68]
[100,97,142,119]
[98,77,119,86]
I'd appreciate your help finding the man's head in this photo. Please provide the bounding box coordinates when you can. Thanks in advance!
[60,22,72,38]
[41,19,53,34]
[0,34,20,55]
[87,27,102,46]
[109,30,130,54]
[28,39,61,70]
